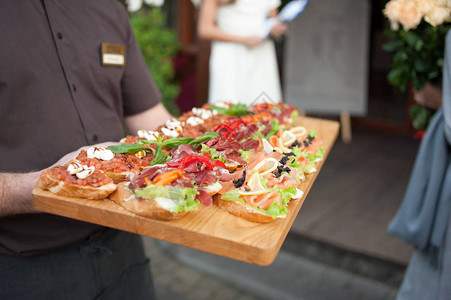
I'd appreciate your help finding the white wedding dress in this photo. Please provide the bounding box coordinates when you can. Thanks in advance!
[208,0,282,105]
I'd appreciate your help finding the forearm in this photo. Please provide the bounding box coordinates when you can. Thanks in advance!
[124,103,173,134]
[0,171,40,217]
[0,141,124,218]
[197,0,246,44]
[198,24,246,44]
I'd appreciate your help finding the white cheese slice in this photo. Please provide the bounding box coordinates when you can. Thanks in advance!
[154,197,178,211]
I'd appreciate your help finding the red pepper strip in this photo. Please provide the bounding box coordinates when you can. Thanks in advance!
[176,153,226,171]
[178,154,213,171]
[225,119,247,128]
[226,120,249,139]
[214,124,233,138]
[215,120,249,140]
[214,124,232,133]
[229,119,247,129]
[203,152,226,169]
[210,160,227,169]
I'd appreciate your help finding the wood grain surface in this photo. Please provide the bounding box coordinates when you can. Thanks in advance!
[33,116,339,266]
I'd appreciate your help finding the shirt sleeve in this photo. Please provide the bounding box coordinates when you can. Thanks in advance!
[443,31,451,145]
[120,13,162,116]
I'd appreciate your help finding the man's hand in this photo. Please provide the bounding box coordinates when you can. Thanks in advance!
[0,141,119,217]
[2,102,171,218]
[50,141,119,168]
[414,83,443,110]
[269,22,288,39]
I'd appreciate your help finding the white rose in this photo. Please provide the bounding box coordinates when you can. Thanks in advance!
[384,0,403,23]
[417,0,433,14]
[127,0,142,12]
[425,6,451,25]
[399,1,423,30]
[144,0,164,6]
[433,0,451,8]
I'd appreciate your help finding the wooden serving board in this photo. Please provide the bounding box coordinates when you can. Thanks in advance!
[33,116,339,266]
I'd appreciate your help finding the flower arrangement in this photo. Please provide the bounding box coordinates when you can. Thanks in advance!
[383,0,451,131]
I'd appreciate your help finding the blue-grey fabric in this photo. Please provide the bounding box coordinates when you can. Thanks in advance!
[388,109,451,263]
[444,31,451,145]
[397,214,451,300]
[391,30,451,299]
[0,229,155,300]
[389,29,451,263]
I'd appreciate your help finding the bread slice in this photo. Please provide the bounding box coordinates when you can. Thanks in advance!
[109,182,188,220]
[105,171,131,184]
[213,194,285,223]
[37,169,116,200]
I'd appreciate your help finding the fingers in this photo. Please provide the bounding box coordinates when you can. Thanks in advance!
[50,141,120,168]
[413,91,426,106]
[244,36,264,48]
[414,83,443,109]
[270,22,288,39]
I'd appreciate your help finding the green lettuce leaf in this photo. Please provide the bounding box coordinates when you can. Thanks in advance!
[221,189,241,201]
[220,186,297,218]
[264,187,297,217]
[276,187,297,206]
[238,149,252,161]
[134,184,199,213]
[200,144,226,162]
[314,146,325,162]
[288,146,316,174]
[308,130,317,138]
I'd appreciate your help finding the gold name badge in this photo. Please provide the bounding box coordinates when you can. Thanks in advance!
[101,43,125,67]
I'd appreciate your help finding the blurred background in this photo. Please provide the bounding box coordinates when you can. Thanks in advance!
[125,0,416,130]
[121,0,429,299]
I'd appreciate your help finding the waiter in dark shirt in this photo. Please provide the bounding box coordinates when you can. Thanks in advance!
[0,1,172,298]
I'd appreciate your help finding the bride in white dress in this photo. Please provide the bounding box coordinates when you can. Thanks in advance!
[198,0,287,105]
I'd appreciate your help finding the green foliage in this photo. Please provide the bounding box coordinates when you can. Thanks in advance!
[130,7,180,116]
[383,21,450,92]
[410,104,436,131]
[383,21,450,131]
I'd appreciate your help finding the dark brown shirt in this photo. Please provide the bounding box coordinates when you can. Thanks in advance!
[0,0,161,256]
